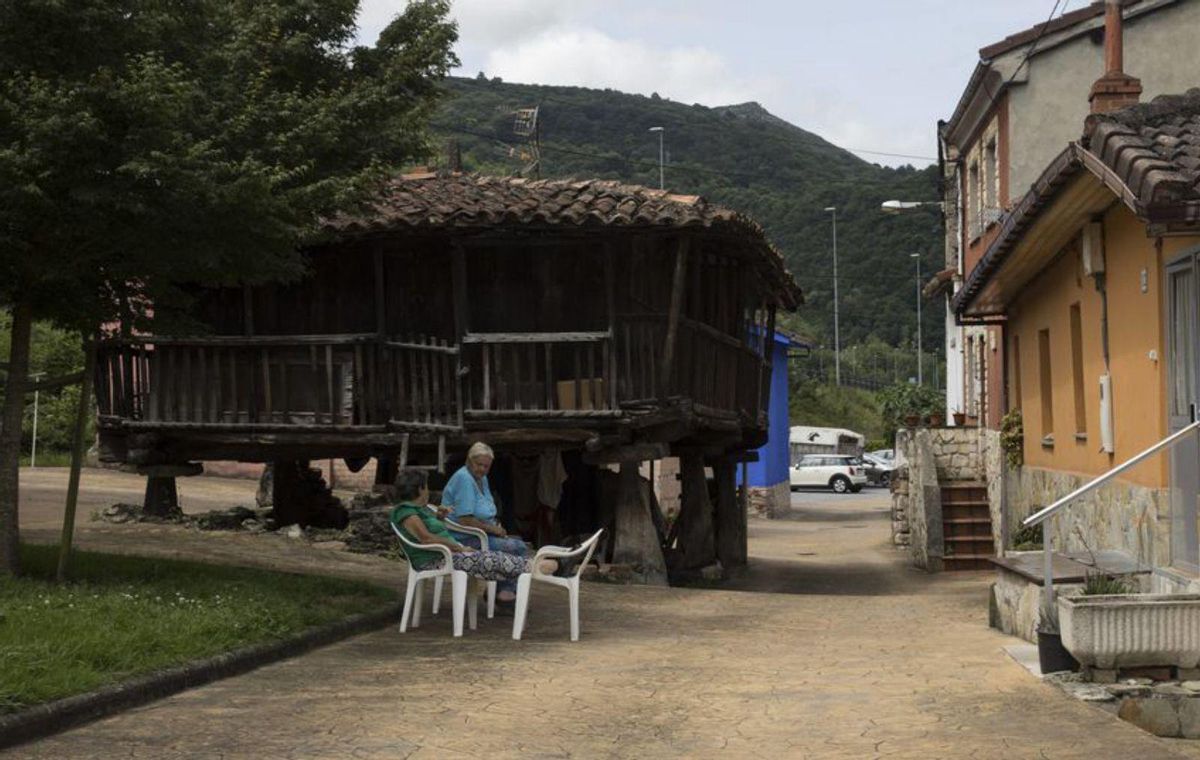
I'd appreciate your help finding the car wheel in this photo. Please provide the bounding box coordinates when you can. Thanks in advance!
[879,473,891,488]
[830,475,850,494]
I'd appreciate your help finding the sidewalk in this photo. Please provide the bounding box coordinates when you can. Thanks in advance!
[9,472,1200,758]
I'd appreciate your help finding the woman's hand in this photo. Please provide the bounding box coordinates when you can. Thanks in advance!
[489,524,508,537]
[450,543,472,553]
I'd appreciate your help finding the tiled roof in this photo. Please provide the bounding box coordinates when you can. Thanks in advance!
[1084,88,1200,209]
[328,172,802,304]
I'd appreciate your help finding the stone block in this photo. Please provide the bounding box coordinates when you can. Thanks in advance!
[1182,698,1200,739]
[1087,668,1119,684]
[1120,667,1175,682]
[1118,697,1182,737]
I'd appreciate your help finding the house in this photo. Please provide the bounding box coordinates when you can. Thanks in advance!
[952,2,1200,592]
[936,0,1200,430]
[94,173,801,583]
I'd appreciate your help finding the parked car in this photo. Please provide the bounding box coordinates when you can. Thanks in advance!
[867,448,895,463]
[859,454,896,488]
[789,454,868,494]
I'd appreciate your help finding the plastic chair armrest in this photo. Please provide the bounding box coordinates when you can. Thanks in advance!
[444,518,490,551]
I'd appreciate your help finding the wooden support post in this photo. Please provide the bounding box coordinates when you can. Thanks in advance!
[611,461,669,586]
[659,237,690,398]
[451,243,469,340]
[676,451,717,570]
[374,248,387,337]
[713,459,747,567]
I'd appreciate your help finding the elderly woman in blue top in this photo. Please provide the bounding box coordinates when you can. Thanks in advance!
[441,442,528,606]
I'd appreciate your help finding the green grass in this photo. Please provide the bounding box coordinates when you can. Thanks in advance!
[18,451,74,467]
[0,545,393,714]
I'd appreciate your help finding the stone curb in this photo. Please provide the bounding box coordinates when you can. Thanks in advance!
[0,601,402,751]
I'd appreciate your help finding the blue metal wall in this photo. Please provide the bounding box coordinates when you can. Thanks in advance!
[741,331,791,488]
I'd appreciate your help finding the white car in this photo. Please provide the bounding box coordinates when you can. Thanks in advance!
[790,454,869,494]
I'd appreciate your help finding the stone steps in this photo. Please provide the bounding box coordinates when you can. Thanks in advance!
[941,481,994,571]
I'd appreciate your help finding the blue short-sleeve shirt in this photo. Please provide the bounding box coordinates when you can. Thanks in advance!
[441,465,497,522]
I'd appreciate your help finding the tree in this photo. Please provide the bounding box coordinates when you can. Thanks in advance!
[0,0,459,575]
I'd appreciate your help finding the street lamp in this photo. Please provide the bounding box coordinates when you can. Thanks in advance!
[911,253,922,386]
[824,206,840,386]
[648,126,664,189]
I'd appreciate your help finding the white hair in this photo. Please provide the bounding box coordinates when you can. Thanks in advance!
[467,441,495,462]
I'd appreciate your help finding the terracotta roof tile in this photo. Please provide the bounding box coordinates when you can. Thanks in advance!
[326,173,802,305]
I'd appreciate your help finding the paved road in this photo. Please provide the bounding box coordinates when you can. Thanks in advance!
[9,469,1200,758]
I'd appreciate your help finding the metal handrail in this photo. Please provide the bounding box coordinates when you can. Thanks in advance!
[1028,419,1200,609]
[1024,420,1200,527]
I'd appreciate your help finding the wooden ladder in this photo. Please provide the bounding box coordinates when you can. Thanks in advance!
[941,481,994,571]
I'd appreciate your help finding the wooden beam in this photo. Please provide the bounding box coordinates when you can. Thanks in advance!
[675,450,717,570]
[713,460,746,567]
[659,237,690,398]
[462,331,611,344]
[581,442,669,465]
[242,285,255,336]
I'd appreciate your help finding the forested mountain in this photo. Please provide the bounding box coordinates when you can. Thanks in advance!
[431,75,943,354]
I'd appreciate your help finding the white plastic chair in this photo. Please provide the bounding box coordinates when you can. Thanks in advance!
[390,523,478,637]
[429,513,498,620]
[513,529,605,642]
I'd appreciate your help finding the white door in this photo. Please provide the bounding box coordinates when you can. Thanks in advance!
[1167,255,1200,574]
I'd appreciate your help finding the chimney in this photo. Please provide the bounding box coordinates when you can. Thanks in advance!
[1089,0,1142,113]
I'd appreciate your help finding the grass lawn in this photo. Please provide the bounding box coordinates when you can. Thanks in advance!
[0,544,393,714]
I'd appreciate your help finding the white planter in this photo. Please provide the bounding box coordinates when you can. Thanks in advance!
[1058,593,1200,669]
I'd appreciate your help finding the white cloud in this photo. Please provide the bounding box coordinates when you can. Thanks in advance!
[484,26,777,108]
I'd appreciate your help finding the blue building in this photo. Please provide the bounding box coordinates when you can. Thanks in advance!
[739,330,807,514]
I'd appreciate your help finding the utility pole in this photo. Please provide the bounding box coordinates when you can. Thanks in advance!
[649,127,665,189]
[824,207,840,386]
[30,371,45,467]
[911,253,923,385]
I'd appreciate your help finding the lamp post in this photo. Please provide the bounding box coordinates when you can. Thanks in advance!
[648,126,664,189]
[824,206,840,386]
[911,253,922,386]
[30,371,45,468]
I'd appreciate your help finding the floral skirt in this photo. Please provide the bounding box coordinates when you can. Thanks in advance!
[416,550,529,581]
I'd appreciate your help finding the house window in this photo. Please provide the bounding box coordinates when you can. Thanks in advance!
[984,138,999,227]
[1012,334,1022,412]
[1038,328,1054,440]
[1070,303,1087,436]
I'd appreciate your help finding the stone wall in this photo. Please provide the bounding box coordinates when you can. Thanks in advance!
[748,481,791,520]
[1008,466,1169,573]
[894,429,944,571]
[927,426,985,482]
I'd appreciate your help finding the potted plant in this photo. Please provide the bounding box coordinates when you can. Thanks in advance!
[881,383,946,434]
[952,408,966,426]
[927,411,945,427]
[1037,595,1079,674]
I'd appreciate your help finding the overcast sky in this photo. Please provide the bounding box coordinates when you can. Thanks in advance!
[357,0,1074,167]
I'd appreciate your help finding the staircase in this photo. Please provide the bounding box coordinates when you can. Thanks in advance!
[941,482,994,571]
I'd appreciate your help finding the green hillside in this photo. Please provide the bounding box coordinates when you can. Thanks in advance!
[431,75,943,357]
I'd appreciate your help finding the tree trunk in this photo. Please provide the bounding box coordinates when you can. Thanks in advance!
[0,301,32,576]
[57,336,97,581]
[676,452,716,570]
[713,460,747,568]
[612,462,668,586]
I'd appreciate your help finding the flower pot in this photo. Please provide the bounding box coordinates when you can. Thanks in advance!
[1037,630,1080,674]
[928,413,944,427]
[904,414,921,427]
[1058,593,1200,669]
[952,412,966,426]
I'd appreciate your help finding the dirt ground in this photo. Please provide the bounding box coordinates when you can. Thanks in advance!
[9,469,1200,759]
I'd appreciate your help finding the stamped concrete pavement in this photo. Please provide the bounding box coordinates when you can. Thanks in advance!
[8,470,1200,758]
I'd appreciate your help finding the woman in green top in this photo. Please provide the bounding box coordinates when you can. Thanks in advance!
[390,469,553,581]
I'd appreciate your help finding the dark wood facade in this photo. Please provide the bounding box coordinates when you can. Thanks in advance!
[94,175,801,579]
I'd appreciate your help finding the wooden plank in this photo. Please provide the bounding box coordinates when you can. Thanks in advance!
[544,343,553,410]
[462,331,611,344]
[399,432,410,468]
[148,350,161,422]
[573,344,582,412]
[353,344,364,425]
[325,344,335,425]
[230,349,239,423]
[451,243,470,339]
[496,343,507,411]
[261,348,272,422]
[528,343,538,410]
[586,341,596,410]
[421,336,433,423]
[385,339,459,355]
[430,337,443,423]
[139,333,379,347]
[242,284,255,336]
[163,348,176,422]
[482,344,491,410]
[279,349,290,423]
[374,248,386,336]
[211,349,221,423]
[659,237,690,397]
[407,337,419,421]
[622,323,633,400]
[454,352,464,429]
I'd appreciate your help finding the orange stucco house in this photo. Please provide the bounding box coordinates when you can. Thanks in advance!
[954,87,1200,588]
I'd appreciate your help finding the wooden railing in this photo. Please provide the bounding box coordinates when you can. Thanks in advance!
[96,334,461,431]
[461,331,619,417]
